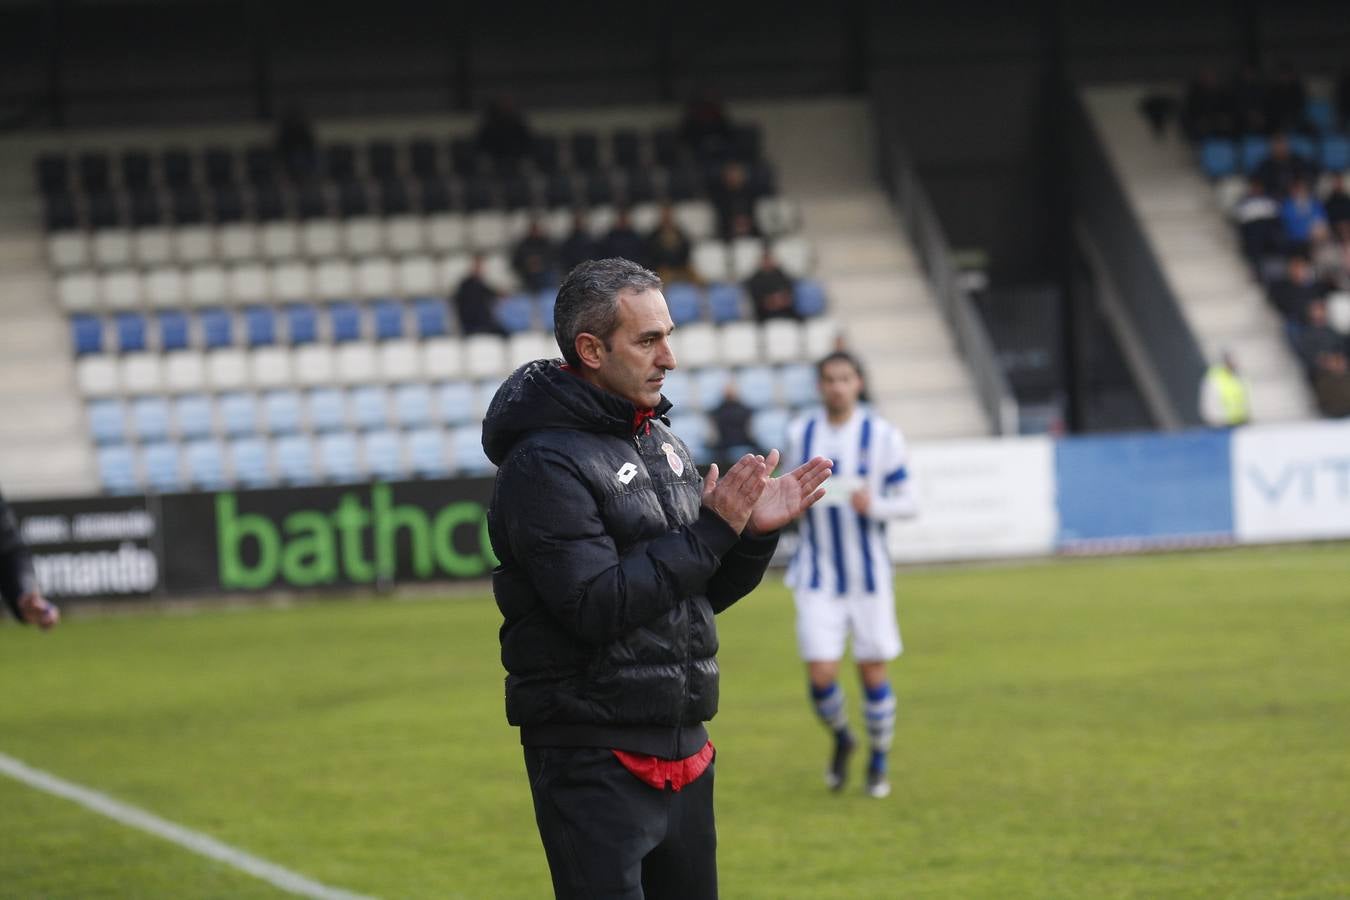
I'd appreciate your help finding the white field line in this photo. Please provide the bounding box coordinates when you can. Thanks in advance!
[0,751,378,900]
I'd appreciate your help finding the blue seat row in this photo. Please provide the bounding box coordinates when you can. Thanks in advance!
[1198,132,1350,179]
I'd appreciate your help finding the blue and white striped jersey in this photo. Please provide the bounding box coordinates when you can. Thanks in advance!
[785,407,916,597]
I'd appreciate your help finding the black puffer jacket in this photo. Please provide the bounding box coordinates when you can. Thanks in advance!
[483,360,779,758]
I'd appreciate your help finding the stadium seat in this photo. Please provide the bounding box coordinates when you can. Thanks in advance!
[285,304,320,345]
[129,189,163,228]
[506,332,552,369]
[1241,135,1270,173]
[717,322,760,366]
[1323,135,1350,173]
[707,283,747,323]
[141,441,182,492]
[675,201,716,241]
[218,391,258,437]
[385,215,426,255]
[664,283,704,325]
[671,322,717,369]
[762,319,804,363]
[244,306,278,347]
[1198,139,1238,179]
[773,236,812,278]
[78,151,111,193]
[472,380,500,419]
[101,270,142,310]
[534,291,556,331]
[261,222,300,260]
[48,232,89,269]
[397,255,439,298]
[358,258,398,300]
[315,259,356,299]
[175,227,216,265]
[274,434,318,485]
[260,389,303,435]
[468,210,509,250]
[393,382,433,428]
[96,444,140,494]
[201,308,234,349]
[330,302,363,342]
[121,353,164,394]
[754,196,799,237]
[451,425,494,475]
[130,395,171,442]
[72,315,104,355]
[692,240,731,282]
[665,413,710,463]
[349,385,388,430]
[496,294,535,333]
[271,261,311,304]
[88,192,122,229]
[750,407,790,452]
[173,393,214,438]
[57,273,99,312]
[422,337,463,379]
[430,380,471,425]
[730,237,762,280]
[87,399,126,444]
[206,348,249,391]
[142,267,182,309]
[93,229,134,268]
[318,432,363,483]
[420,178,454,215]
[133,227,174,266]
[183,438,229,490]
[793,279,828,318]
[77,355,119,396]
[336,343,379,384]
[250,346,293,389]
[464,334,507,378]
[372,299,405,340]
[227,263,270,306]
[378,340,421,382]
[163,351,207,393]
[218,223,259,262]
[659,369,692,410]
[344,217,384,256]
[294,344,336,386]
[803,316,840,359]
[694,366,732,410]
[362,429,404,482]
[736,365,777,407]
[337,182,371,219]
[779,362,817,408]
[157,311,191,352]
[121,149,153,190]
[306,387,346,432]
[186,264,228,306]
[413,296,450,338]
[438,254,472,294]
[407,427,449,477]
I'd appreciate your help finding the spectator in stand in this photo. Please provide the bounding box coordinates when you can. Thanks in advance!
[599,208,648,264]
[1312,349,1350,417]
[453,254,507,336]
[1232,177,1283,277]
[1265,62,1309,134]
[511,219,559,292]
[1198,350,1252,428]
[1182,68,1235,140]
[1268,255,1332,326]
[1232,64,1269,135]
[476,95,533,168]
[1280,178,1329,256]
[559,211,600,275]
[275,104,318,179]
[712,162,758,240]
[709,383,755,466]
[1296,298,1348,370]
[1254,134,1316,199]
[645,204,695,283]
[746,245,800,322]
[679,88,734,160]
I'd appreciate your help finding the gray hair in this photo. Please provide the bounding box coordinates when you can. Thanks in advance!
[553,258,663,367]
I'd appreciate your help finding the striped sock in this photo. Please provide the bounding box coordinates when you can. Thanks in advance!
[809,682,849,734]
[863,681,896,771]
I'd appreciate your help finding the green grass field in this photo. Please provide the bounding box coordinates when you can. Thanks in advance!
[2,544,1348,899]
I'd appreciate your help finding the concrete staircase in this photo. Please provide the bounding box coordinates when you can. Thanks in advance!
[753,98,987,440]
[1082,85,1317,423]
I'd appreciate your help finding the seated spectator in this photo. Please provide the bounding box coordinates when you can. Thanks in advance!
[476,95,533,168]
[746,246,799,322]
[1198,351,1251,428]
[1295,299,1348,371]
[1312,350,1350,417]
[645,204,695,283]
[275,104,317,179]
[1231,64,1269,135]
[1254,134,1316,199]
[712,162,758,240]
[709,383,755,465]
[1265,62,1309,134]
[679,89,733,160]
[511,219,558,292]
[1182,68,1235,140]
[558,211,599,275]
[1232,177,1282,276]
[1269,255,1332,325]
[452,254,506,336]
[1280,179,1329,256]
[599,208,647,263]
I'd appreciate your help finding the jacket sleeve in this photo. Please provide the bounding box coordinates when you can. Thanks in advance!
[497,445,741,645]
[706,529,779,614]
[0,491,38,619]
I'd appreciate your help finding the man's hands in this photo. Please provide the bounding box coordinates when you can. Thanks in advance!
[18,591,59,631]
[702,450,833,536]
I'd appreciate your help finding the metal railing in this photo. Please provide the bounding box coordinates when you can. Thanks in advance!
[873,101,1019,436]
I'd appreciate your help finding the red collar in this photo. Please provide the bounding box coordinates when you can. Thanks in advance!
[632,407,656,436]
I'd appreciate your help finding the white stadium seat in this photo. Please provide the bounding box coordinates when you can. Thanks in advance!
[506,332,553,369]
[92,228,134,267]
[335,343,379,384]
[206,349,249,391]
[186,264,228,306]
[468,210,509,250]
[772,235,813,279]
[163,351,207,393]
[227,263,270,305]
[343,217,384,256]
[260,221,300,260]
[803,316,840,359]
[464,334,507,378]
[48,232,90,269]
[674,200,716,241]
[145,267,185,309]
[120,353,164,394]
[671,322,718,369]
[377,340,422,382]
[482,252,517,291]
[133,227,175,266]
[384,214,426,255]
[426,213,468,252]
[586,205,616,238]
[218,223,259,262]
[717,321,760,366]
[397,254,439,297]
[730,236,762,280]
[174,225,216,263]
[294,344,336,386]
[100,270,143,309]
[630,202,661,235]
[355,256,396,298]
[754,196,799,237]
[437,255,471,294]
[762,319,804,363]
[250,347,293,389]
[271,261,312,303]
[541,208,573,241]
[314,259,355,299]
[421,337,463,379]
[301,219,342,258]
[691,240,730,283]
[77,355,119,396]
[57,272,100,311]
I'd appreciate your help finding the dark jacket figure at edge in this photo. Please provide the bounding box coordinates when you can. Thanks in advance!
[482,257,831,899]
[0,490,60,629]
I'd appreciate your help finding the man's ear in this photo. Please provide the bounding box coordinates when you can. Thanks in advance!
[575,332,605,370]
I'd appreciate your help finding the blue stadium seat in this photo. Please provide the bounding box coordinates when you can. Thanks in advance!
[414,297,450,338]
[261,390,303,435]
[219,391,258,436]
[737,366,776,408]
[87,399,126,445]
[1307,98,1335,134]
[130,396,171,442]
[451,426,493,475]
[435,381,475,425]
[1198,139,1237,179]
[665,414,710,463]
[318,432,362,483]
[407,427,449,477]
[496,294,535,334]
[307,387,346,432]
[793,280,828,318]
[363,429,403,482]
[1322,135,1350,173]
[274,434,317,485]
[244,306,277,347]
[201,308,234,349]
[1288,134,1317,163]
[707,283,746,323]
[72,315,104,355]
[779,363,816,408]
[534,291,556,331]
[349,385,388,430]
[660,370,692,410]
[141,441,182,492]
[1241,135,1270,173]
[393,382,433,428]
[372,299,405,340]
[96,444,139,494]
[116,313,148,353]
[173,394,214,439]
[330,302,363,342]
[157,311,190,352]
[286,304,319,345]
[184,438,229,490]
[694,367,732,410]
[664,283,703,325]
[227,436,271,488]
[750,407,791,452]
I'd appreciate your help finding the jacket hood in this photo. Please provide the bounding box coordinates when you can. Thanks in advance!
[482,359,674,465]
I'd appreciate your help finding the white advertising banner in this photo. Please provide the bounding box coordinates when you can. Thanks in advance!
[886,436,1058,563]
[1233,420,1350,543]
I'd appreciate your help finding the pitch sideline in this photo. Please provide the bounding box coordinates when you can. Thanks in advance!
[0,750,378,900]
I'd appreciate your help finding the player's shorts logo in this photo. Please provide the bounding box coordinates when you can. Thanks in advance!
[616,462,639,484]
[660,442,684,476]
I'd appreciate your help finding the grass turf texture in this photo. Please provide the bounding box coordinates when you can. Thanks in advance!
[1,544,1347,899]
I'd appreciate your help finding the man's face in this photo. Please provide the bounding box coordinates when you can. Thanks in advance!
[591,289,677,409]
[819,359,862,417]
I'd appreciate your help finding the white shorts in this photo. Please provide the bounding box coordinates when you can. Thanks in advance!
[793,587,903,663]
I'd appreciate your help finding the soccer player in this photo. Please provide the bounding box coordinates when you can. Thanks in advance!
[483,258,831,899]
[784,351,916,798]
[1,488,59,630]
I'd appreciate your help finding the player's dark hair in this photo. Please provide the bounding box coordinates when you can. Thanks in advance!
[817,350,871,403]
[553,258,663,368]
